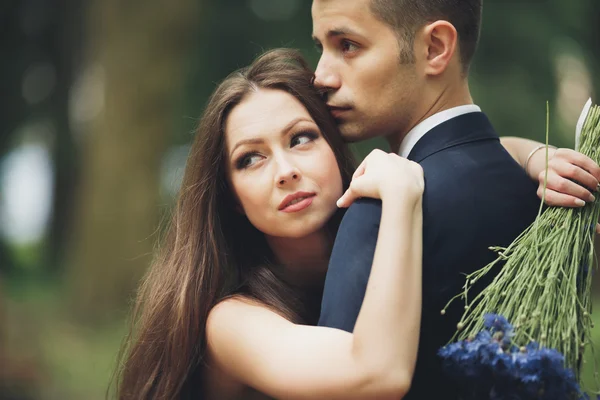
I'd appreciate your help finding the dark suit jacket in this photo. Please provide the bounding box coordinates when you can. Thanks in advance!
[317,112,540,399]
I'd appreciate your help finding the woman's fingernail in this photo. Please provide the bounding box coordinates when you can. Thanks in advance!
[576,199,586,207]
[590,194,596,202]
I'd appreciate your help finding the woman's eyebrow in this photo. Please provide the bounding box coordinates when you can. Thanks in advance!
[281,117,314,134]
[230,117,314,156]
[230,138,264,156]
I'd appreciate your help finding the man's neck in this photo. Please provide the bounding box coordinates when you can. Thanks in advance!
[387,80,473,153]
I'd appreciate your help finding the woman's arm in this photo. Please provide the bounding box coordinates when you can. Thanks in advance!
[206,150,423,400]
[501,136,600,207]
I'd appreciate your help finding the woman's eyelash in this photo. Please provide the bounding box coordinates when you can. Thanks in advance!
[235,131,319,169]
[235,152,260,170]
[291,131,319,145]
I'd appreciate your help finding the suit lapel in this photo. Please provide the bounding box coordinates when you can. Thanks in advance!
[407,112,500,163]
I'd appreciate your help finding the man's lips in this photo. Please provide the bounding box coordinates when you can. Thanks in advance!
[279,192,316,212]
[327,105,351,118]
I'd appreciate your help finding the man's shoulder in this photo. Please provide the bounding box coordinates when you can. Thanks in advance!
[419,137,525,183]
[417,139,537,215]
[340,198,383,226]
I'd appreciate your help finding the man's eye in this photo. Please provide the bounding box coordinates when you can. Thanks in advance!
[341,40,358,53]
[291,132,318,147]
[236,153,263,169]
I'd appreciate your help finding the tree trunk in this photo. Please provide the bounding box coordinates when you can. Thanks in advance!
[46,0,83,274]
[66,0,199,322]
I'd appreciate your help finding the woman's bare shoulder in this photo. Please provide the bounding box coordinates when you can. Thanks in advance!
[208,295,270,322]
[204,297,283,400]
[206,295,288,348]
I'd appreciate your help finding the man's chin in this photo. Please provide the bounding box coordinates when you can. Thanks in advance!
[338,122,368,143]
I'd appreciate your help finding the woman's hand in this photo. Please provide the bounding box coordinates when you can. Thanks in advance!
[532,148,600,208]
[337,149,424,208]
[530,147,600,234]
[499,137,600,210]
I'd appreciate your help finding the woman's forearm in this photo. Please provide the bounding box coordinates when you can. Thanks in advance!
[352,192,423,393]
[500,136,557,178]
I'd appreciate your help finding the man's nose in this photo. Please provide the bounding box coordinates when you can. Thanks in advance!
[313,55,341,94]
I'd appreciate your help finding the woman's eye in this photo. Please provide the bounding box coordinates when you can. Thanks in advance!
[236,153,263,169]
[291,132,317,147]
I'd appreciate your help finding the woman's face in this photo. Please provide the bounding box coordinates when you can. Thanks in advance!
[225,88,343,239]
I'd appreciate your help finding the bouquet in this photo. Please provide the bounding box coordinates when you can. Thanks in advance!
[439,314,588,399]
[439,100,600,399]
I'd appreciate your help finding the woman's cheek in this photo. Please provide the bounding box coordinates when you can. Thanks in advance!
[239,177,274,221]
[324,152,344,199]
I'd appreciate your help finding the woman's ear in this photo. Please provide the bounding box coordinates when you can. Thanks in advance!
[421,20,458,76]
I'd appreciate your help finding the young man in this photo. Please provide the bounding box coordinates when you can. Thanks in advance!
[311,0,541,398]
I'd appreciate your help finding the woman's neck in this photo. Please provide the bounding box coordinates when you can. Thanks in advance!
[266,229,332,289]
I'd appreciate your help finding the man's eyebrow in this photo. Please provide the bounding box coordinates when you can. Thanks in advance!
[312,27,360,42]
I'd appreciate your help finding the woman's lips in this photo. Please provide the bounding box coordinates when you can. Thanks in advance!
[280,195,315,213]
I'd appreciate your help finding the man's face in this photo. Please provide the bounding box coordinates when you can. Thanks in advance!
[312,0,420,143]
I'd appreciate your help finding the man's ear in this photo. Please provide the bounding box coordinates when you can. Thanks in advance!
[420,20,458,76]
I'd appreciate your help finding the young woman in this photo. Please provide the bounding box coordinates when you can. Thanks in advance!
[115,49,600,400]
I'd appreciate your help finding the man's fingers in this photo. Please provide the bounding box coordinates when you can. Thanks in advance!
[596,223,600,235]
[538,187,586,207]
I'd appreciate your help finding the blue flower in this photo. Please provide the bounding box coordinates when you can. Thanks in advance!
[483,314,513,333]
[439,314,588,399]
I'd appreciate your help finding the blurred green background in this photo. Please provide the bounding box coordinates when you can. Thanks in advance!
[1,0,599,398]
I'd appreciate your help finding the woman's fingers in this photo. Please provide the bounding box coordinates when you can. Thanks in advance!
[537,186,586,207]
[554,148,600,183]
[352,159,367,180]
[549,156,599,192]
[539,170,595,203]
[336,188,354,208]
[337,177,371,208]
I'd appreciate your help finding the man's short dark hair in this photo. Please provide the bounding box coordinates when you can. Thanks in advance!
[370,0,482,73]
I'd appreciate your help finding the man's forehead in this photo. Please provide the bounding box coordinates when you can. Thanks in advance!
[312,0,369,13]
[311,0,370,39]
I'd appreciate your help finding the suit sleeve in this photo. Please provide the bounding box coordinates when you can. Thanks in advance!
[317,198,382,332]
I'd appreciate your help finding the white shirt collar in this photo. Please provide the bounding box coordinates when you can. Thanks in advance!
[398,104,482,158]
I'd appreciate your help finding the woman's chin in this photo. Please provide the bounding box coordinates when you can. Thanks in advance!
[264,219,330,240]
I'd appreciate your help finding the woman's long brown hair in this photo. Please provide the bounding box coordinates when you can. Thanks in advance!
[114,49,356,400]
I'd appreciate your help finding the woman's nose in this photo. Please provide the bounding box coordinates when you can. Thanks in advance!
[275,158,301,187]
